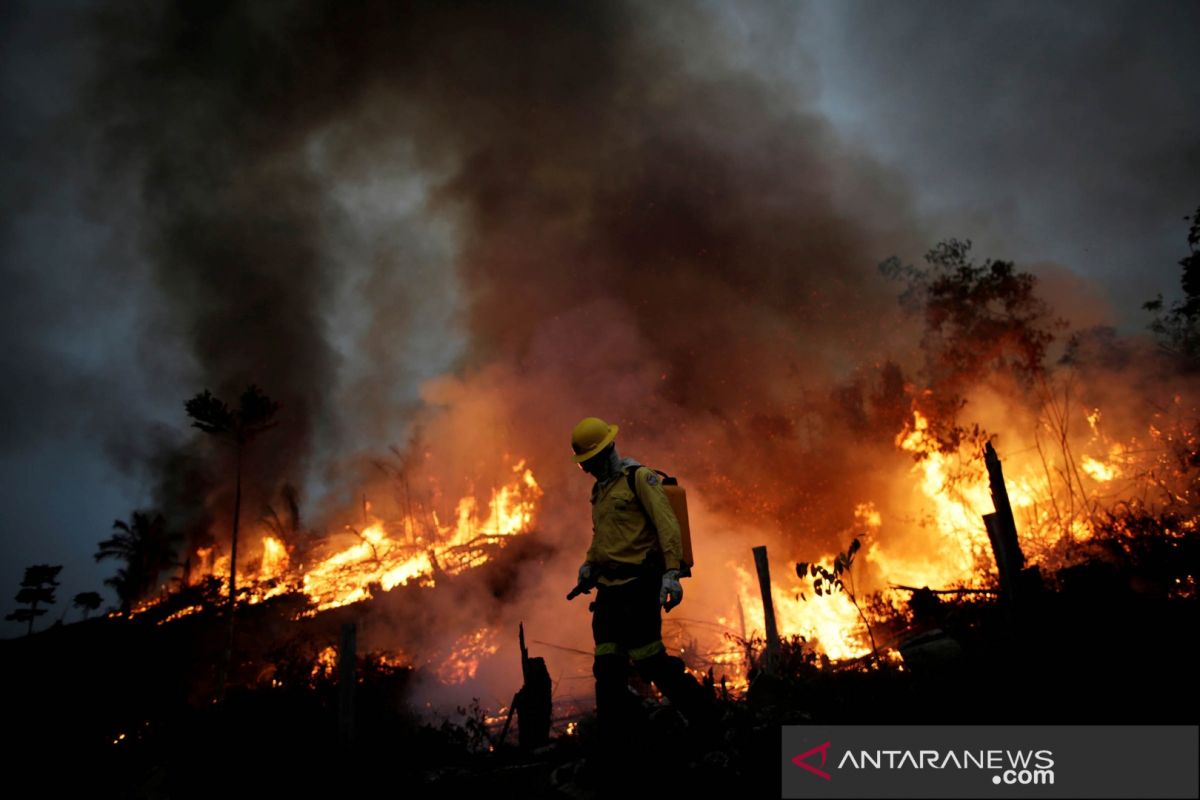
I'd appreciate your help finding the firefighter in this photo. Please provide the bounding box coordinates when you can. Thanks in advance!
[570,416,715,756]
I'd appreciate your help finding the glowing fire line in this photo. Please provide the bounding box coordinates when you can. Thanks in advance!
[139,461,542,619]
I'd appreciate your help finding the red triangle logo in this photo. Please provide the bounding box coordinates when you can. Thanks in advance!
[791,740,832,781]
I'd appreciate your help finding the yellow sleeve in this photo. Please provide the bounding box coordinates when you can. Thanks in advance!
[634,467,683,572]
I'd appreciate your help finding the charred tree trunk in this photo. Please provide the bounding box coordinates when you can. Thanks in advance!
[231,443,242,611]
[217,443,243,702]
[983,442,1031,606]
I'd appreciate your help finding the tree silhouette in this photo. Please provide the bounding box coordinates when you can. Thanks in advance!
[261,483,304,547]
[185,384,279,697]
[882,239,1061,388]
[6,565,63,636]
[73,591,103,621]
[880,239,1064,450]
[1144,205,1200,364]
[95,512,180,615]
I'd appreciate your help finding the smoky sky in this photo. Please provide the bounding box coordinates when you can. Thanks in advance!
[1,0,1197,635]
[799,0,1200,299]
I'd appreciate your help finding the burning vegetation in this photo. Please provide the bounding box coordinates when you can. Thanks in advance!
[53,225,1200,706]
[180,458,543,615]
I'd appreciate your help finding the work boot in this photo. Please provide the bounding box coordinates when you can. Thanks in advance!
[593,655,649,766]
[635,652,722,750]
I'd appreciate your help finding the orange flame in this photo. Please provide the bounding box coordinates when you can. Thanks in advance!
[147,461,543,621]
[130,384,1194,688]
[311,645,338,682]
[717,399,1178,671]
[733,564,870,661]
[300,460,542,612]
[434,627,499,684]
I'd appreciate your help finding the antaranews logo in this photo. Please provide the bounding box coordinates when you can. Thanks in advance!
[791,741,832,781]
[836,747,1055,786]
[784,725,1198,799]
[789,741,1055,787]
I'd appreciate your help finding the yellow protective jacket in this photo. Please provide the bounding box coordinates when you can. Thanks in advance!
[586,462,683,586]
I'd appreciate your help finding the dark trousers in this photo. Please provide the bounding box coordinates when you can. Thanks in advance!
[590,576,714,754]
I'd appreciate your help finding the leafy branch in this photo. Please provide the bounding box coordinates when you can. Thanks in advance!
[796,537,881,667]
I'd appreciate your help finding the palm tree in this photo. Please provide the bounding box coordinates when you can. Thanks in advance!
[73,591,103,621]
[103,568,135,615]
[95,512,180,615]
[185,384,279,697]
[261,482,303,547]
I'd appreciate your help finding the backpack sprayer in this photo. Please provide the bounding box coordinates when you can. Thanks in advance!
[567,468,694,600]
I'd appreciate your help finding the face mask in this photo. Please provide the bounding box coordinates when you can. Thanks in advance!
[581,444,621,482]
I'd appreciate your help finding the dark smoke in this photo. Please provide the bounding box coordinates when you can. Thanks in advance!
[69,0,938,697]
[805,0,1200,306]
[85,0,921,548]
[90,1,353,522]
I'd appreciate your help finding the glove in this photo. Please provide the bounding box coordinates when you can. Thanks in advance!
[577,563,595,593]
[659,569,683,612]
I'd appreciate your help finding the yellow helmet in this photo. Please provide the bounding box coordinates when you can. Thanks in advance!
[571,417,619,463]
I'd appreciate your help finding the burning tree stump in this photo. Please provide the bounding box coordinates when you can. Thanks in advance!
[502,623,550,750]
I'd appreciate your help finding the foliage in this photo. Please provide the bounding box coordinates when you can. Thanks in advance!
[435,698,493,755]
[1081,501,1199,598]
[771,634,827,678]
[6,564,62,635]
[1144,205,1200,364]
[881,239,1064,449]
[797,537,861,600]
[95,512,181,615]
[185,385,281,443]
[73,591,103,620]
[262,483,303,542]
[796,537,881,666]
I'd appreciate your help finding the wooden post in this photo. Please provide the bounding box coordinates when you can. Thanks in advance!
[752,546,781,668]
[983,442,1027,605]
[338,623,356,747]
